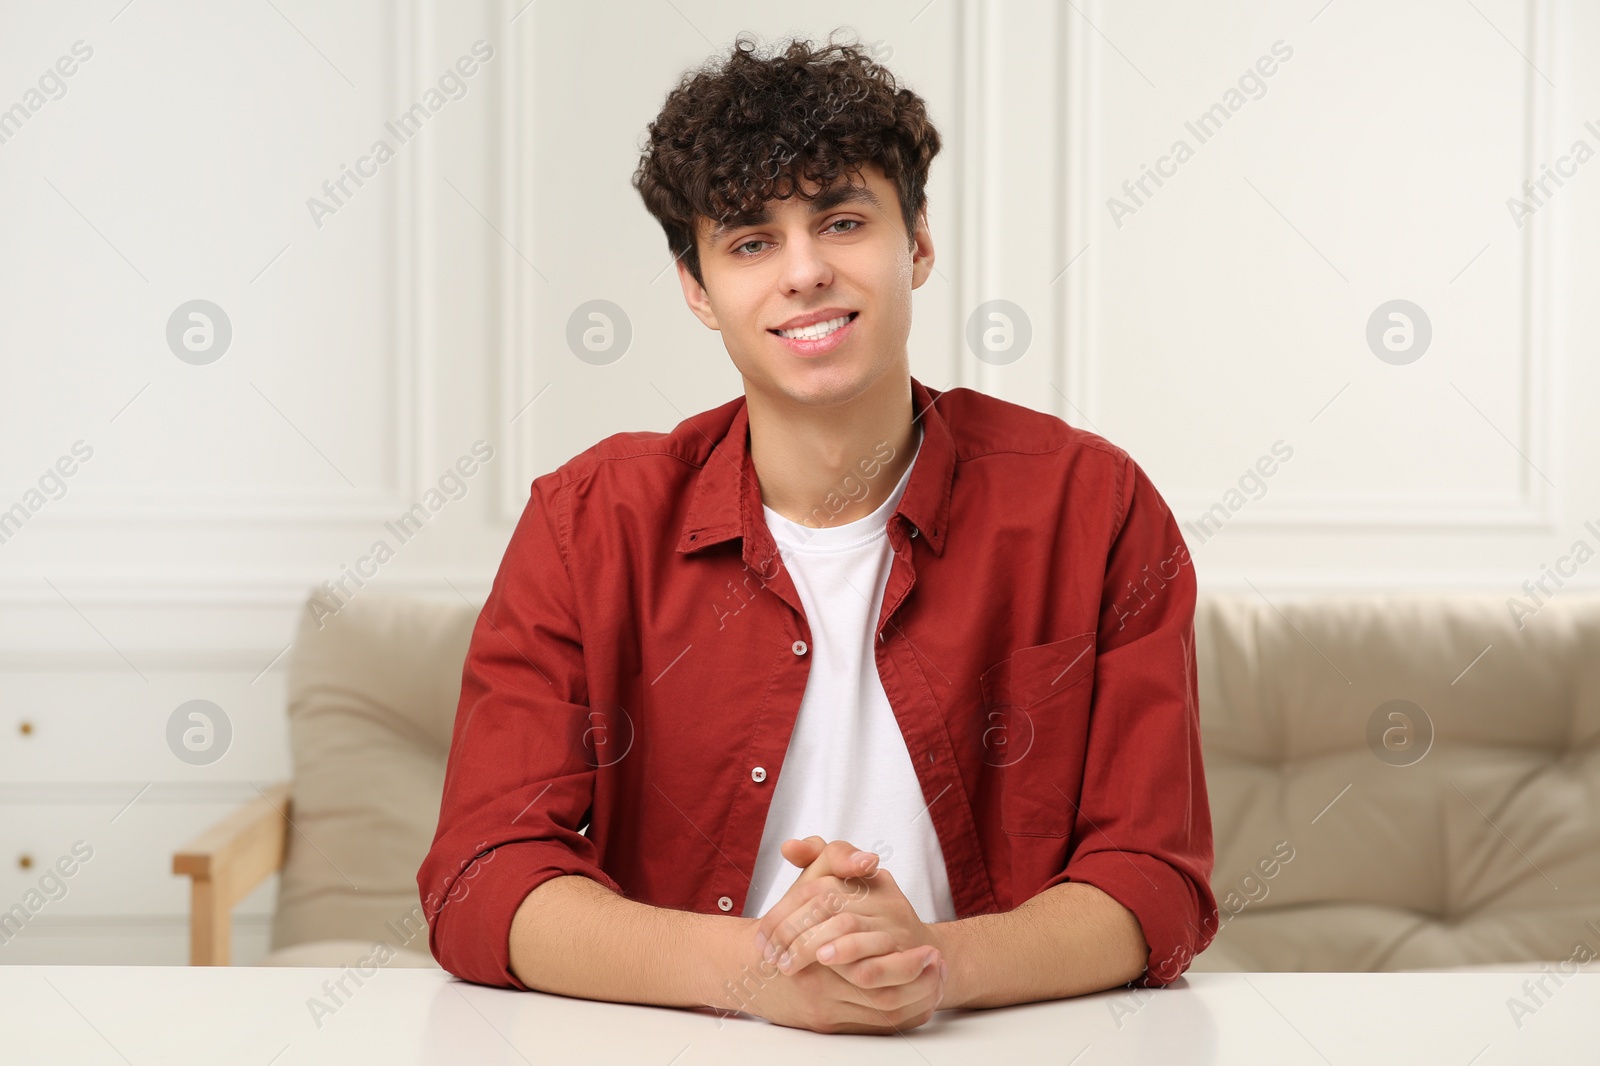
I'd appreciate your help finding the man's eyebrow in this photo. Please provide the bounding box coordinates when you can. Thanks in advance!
[707,183,884,244]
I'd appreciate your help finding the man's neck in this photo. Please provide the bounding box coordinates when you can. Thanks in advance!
[746,373,918,530]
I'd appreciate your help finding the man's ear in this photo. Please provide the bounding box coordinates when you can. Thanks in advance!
[909,207,936,290]
[676,253,720,331]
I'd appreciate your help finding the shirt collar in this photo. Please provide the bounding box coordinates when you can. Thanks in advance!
[676,375,955,562]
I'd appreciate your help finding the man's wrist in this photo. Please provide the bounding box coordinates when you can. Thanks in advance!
[926,919,970,1010]
[697,915,758,1011]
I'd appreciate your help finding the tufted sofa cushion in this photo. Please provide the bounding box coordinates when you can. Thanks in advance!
[264,591,481,967]
[1188,592,1600,972]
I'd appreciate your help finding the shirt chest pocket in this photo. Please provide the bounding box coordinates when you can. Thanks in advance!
[979,631,1096,837]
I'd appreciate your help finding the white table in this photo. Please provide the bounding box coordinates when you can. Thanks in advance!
[1,964,1592,1063]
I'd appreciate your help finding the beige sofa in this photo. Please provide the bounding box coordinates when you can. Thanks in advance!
[173,589,1600,975]
[1189,592,1600,973]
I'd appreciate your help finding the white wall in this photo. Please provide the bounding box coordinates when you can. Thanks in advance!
[0,0,1594,964]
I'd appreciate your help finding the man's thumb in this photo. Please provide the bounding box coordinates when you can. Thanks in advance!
[781,835,826,868]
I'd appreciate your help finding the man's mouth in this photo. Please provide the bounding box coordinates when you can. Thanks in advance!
[770,311,859,341]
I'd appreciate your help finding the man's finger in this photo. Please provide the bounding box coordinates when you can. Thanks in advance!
[756,840,881,957]
[781,837,878,881]
[759,839,872,922]
[757,875,859,961]
[838,945,943,996]
[816,929,899,970]
[824,955,945,1033]
[773,908,865,974]
[806,839,878,880]
[770,867,895,965]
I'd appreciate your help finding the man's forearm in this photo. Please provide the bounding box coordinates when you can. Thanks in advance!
[928,881,1148,1009]
[508,874,746,1008]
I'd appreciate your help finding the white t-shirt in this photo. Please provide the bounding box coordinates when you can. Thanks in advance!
[741,426,957,924]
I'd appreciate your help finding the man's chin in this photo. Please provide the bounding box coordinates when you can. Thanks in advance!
[766,371,872,410]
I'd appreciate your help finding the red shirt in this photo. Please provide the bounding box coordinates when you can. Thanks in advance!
[418,375,1218,991]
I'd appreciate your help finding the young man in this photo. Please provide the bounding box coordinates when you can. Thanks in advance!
[418,34,1217,1035]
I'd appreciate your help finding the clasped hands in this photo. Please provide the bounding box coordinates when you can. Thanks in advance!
[739,835,951,1034]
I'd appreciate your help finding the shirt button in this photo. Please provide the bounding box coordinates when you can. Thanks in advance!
[910,526,919,538]
[751,766,767,783]
[792,639,808,656]
[717,896,733,912]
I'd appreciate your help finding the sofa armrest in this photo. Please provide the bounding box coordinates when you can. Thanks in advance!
[171,782,292,965]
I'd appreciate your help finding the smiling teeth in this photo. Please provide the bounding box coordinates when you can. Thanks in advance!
[777,314,852,340]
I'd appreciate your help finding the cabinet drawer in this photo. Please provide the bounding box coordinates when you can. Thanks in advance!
[0,800,283,921]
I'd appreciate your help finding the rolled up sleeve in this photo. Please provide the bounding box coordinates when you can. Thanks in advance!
[1039,453,1218,987]
[416,473,624,990]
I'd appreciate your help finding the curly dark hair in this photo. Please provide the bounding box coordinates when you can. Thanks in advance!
[632,31,942,290]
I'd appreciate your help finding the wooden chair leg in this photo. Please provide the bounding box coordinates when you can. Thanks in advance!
[187,875,229,966]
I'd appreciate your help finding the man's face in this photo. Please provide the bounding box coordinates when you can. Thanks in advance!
[678,161,935,410]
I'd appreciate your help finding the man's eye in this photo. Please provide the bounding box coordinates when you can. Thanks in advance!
[734,221,861,257]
